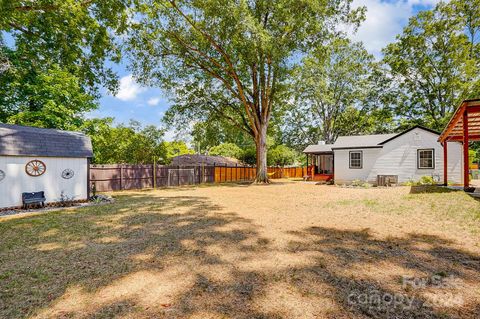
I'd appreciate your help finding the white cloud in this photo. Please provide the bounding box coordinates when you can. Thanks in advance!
[349,0,443,58]
[147,97,161,106]
[115,74,146,101]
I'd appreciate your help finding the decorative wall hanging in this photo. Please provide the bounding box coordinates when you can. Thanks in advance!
[0,169,5,182]
[61,168,75,179]
[25,160,46,177]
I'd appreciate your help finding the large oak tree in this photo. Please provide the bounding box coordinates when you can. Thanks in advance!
[127,0,363,182]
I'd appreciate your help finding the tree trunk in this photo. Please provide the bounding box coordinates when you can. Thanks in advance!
[255,123,269,183]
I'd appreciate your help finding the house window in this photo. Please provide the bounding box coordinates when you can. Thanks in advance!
[349,151,362,169]
[418,149,435,169]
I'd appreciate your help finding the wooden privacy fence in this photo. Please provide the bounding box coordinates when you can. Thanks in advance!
[213,166,305,182]
[90,164,307,192]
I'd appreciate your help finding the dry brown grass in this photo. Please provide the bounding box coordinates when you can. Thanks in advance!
[0,180,479,318]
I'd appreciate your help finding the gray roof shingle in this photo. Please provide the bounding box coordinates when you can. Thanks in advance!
[303,126,441,153]
[303,144,333,153]
[331,133,397,149]
[303,133,397,153]
[0,124,93,158]
[172,154,242,166]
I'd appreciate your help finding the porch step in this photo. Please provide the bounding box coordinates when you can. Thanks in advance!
[312,174,333,182]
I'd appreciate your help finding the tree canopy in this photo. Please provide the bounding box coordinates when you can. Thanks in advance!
[382,1,480,131]
[0,0,131,129]
[127,0,364,182]
[82,119,193,164]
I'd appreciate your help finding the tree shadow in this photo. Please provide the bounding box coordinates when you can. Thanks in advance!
[0,194,274,318]
[1,193,479,318]
[286,226,480,318]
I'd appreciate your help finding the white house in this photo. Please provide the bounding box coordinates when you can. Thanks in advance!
[303,126,463,185]
[0,124,93,208]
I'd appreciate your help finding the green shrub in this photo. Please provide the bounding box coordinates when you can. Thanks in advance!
[351,179,363,187]
[418,175,436,185]
[404,175,437,186]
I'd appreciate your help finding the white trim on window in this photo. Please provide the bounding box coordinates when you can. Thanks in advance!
[349,151,363,169]
[417,149,435,169]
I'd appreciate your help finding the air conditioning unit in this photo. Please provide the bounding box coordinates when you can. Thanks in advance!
[377,175,398,187]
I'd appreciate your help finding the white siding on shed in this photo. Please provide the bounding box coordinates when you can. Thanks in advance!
[334,128,462,185]
[0,156,88,208]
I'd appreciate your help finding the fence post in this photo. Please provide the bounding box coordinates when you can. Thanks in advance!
[219,162,222,183]
[177,165,180,186]
[153,160,156,189]
[119,164,123,190]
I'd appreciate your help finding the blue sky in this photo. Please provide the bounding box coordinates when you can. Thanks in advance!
[92,0,441,139]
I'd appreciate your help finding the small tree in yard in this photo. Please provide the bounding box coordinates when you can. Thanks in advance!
[127,0,363,183]
[268,145,297,166]
[209,143,244,160]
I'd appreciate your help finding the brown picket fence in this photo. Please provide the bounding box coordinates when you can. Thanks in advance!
[89,164,307,192]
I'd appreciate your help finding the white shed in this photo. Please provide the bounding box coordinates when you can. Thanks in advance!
[0,124,93,209]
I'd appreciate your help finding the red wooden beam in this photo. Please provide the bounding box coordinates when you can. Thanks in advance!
[463,110,469,189]
[466,106,480,114]
[448,134,480,141]
[439,103,466,142]
[443,142,448,186]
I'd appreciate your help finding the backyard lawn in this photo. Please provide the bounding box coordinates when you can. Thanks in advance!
[0,180,479,319]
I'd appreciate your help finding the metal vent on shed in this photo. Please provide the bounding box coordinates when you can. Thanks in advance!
[377,175,398,187]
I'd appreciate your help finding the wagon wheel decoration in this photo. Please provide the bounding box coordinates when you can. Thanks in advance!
[25,160,46,177]
[62,168,75,179]
[0,169,5,182]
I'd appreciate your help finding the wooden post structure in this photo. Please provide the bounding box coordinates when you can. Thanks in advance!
[463,110,469,189]
[443,142,448,186]
[310,154,315,178]
[119,164,123,190]
[306,154,308,177]
[153,158,156,189]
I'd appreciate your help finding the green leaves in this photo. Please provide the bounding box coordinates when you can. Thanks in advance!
[1,64,97,130]
[127,0,362,178]
[0,0,131,129]
[268,145,298,166]
[288,37,381,145]
[209,143,244,159]
[81,119,191,164]
[381,1,480,131]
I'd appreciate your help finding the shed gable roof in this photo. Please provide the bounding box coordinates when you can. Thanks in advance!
[0,124,93,158]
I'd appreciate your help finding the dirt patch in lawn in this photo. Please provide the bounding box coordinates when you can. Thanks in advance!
[0,180,479,318]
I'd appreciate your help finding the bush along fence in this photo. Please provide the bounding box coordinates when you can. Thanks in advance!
[89,164,307,192]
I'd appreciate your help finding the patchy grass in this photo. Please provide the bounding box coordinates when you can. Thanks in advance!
[0,180,479,318]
